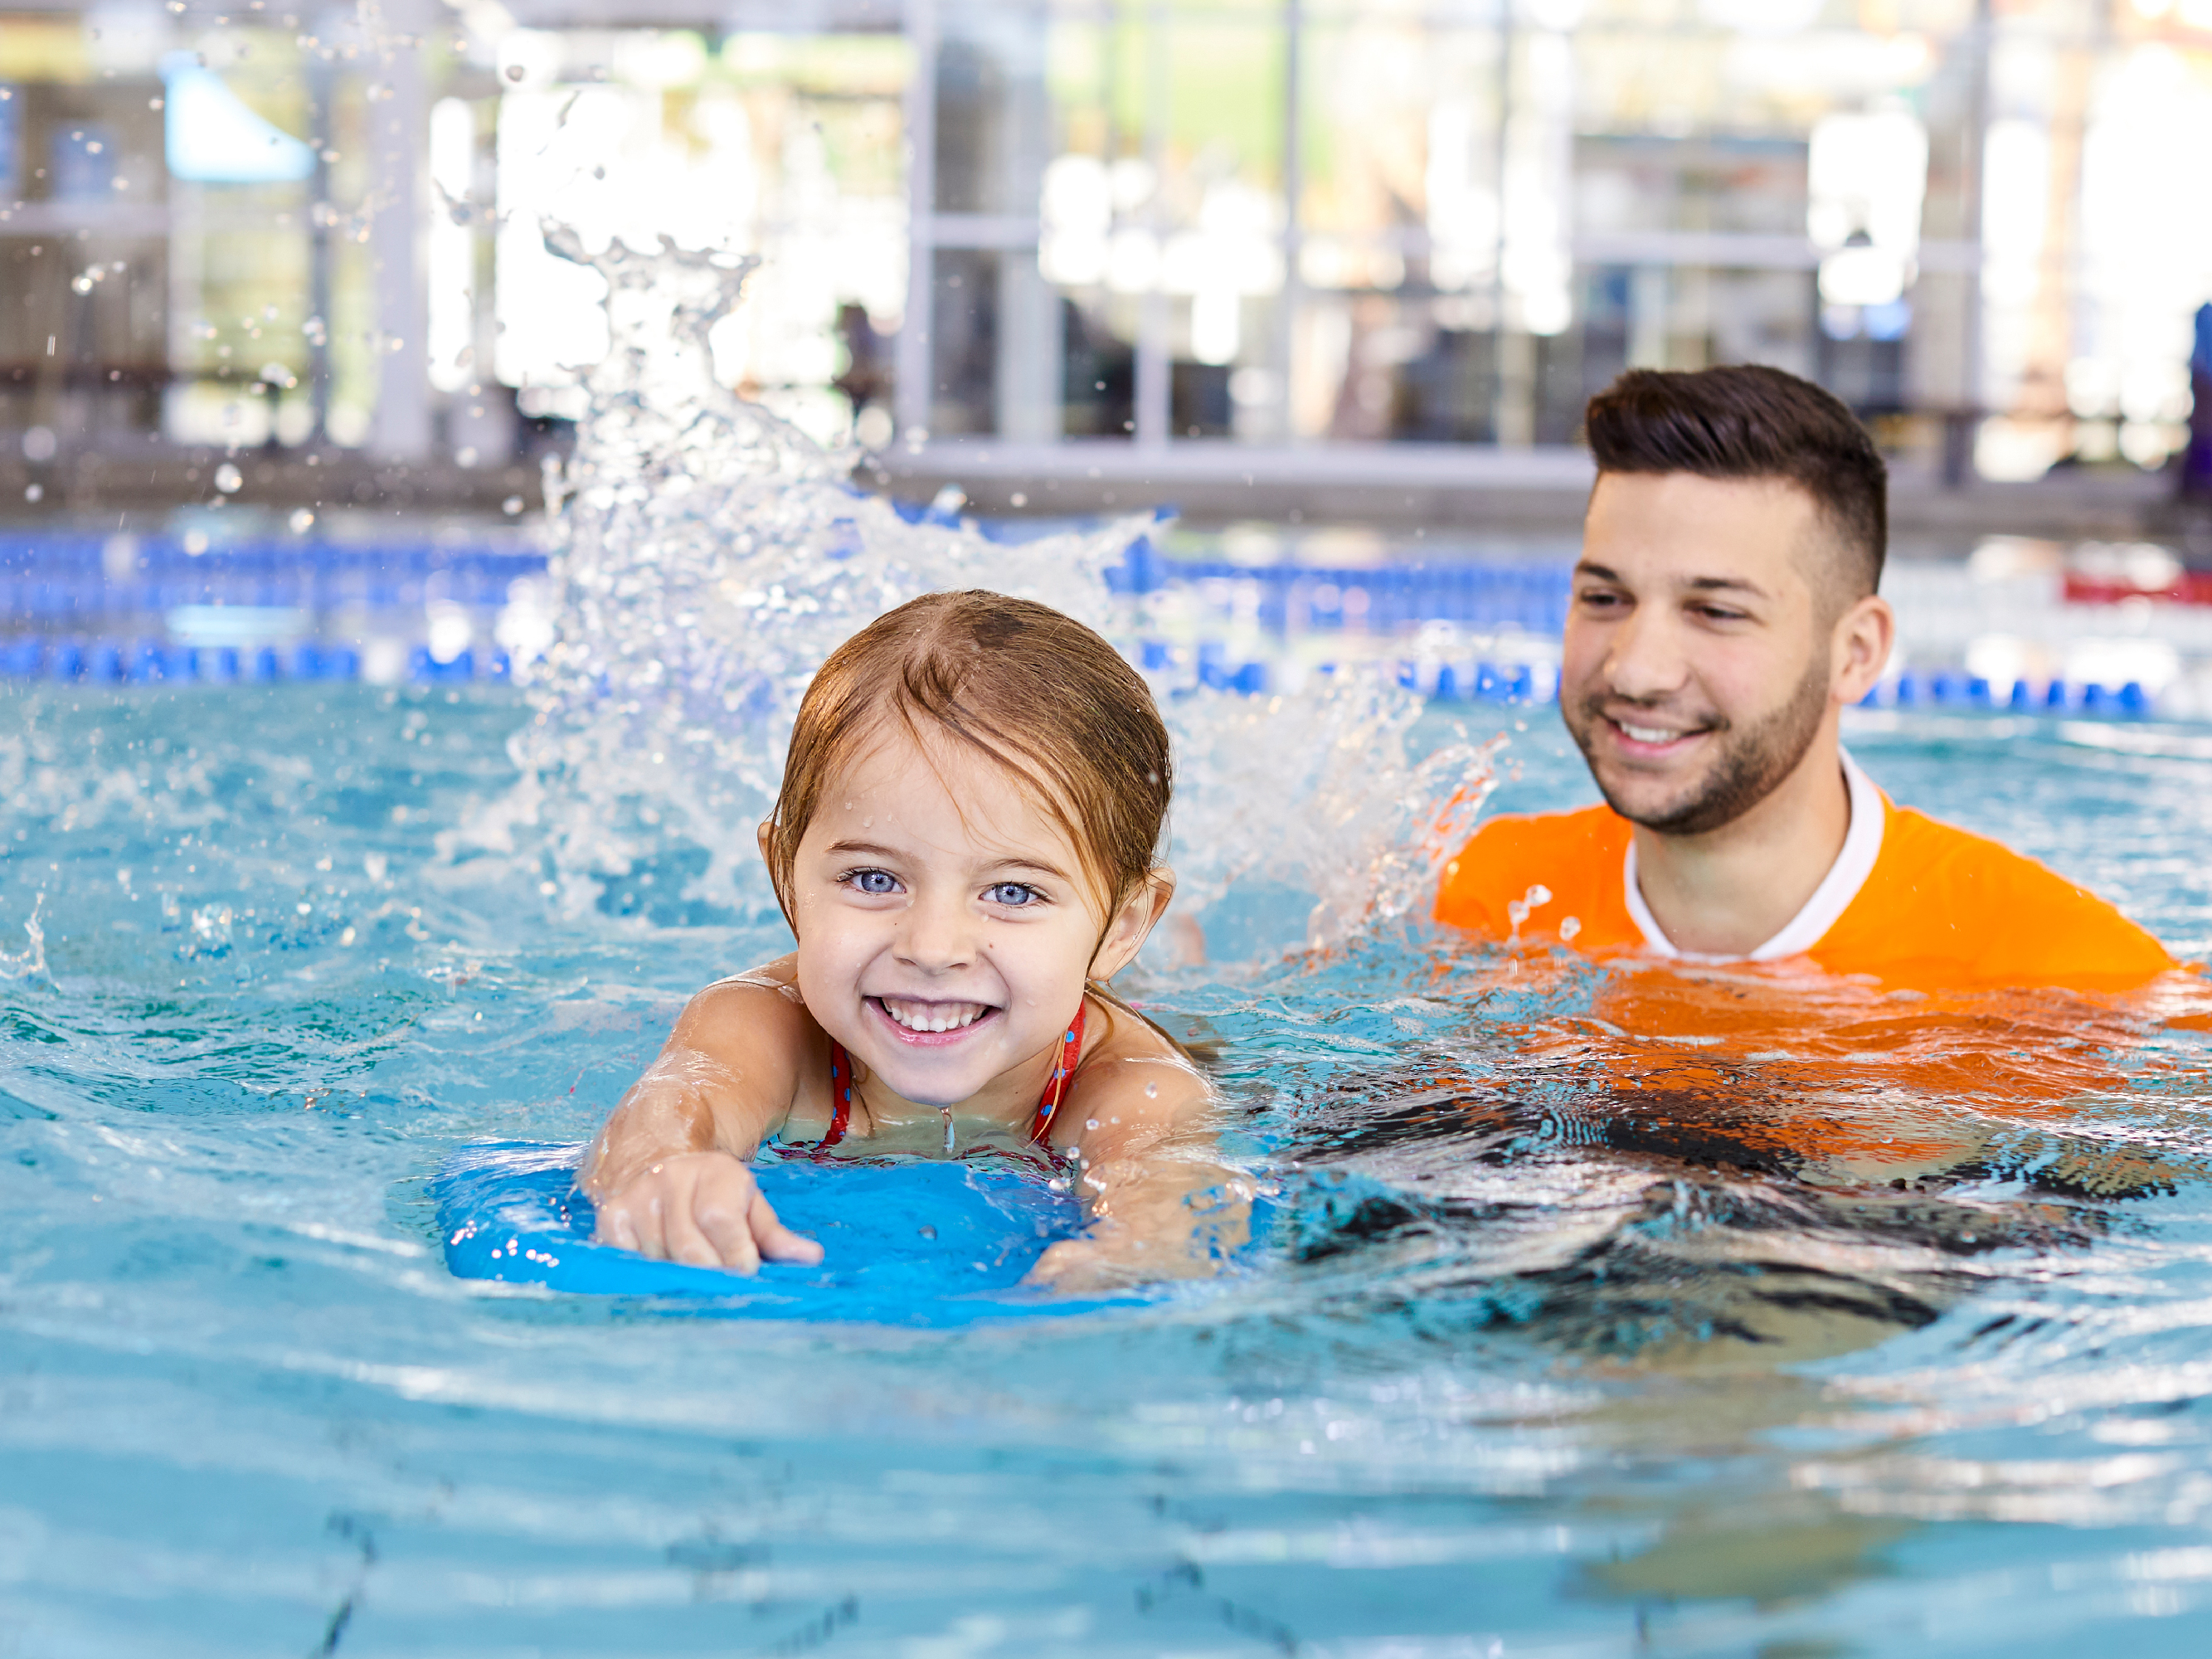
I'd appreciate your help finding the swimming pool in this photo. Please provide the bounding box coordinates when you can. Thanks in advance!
[6,680,2212,1656]
[8,240,2212,1656]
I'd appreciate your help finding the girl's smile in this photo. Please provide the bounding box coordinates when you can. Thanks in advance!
[869,995,1001,1042]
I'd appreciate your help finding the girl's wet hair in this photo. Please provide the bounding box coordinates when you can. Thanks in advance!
[763,591,1173,932]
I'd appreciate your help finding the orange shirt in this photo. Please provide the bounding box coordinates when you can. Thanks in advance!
[1435,791,2174,990]
[1423,771,2198,1181]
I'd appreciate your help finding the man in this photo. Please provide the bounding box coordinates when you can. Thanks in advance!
[1436,364,2173,990]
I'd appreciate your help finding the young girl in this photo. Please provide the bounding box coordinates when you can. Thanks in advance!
[581,590,1247,1292]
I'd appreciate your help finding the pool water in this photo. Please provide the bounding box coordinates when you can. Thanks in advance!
[7,679,2212,1657]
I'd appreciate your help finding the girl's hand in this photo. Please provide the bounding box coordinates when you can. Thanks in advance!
[591,1150,824,1273]
[1027,1216,1225,1294]
[1027,1228,1147,1295]
[1028,1134,1252,1294]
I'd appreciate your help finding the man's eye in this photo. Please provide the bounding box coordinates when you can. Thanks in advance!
[1578,589,1623,607]
[984,882,1040,907]
[850,869,899,896]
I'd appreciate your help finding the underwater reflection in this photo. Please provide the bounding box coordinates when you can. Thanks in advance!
[1276,953,2212,1366]
[1247,955,2212,1615]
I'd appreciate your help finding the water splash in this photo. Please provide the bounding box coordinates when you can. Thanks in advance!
[482,232,1134,916]
[0,894,51,986]
[485,230,1499,952]
[1164,678,1505,951]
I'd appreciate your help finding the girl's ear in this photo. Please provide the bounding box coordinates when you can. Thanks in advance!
[756,820,774,864]
[1089,868,1176,982]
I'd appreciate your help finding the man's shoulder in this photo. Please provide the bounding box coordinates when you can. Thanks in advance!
[1879,804,2119,907]
[1436,803,1637,944]
[1813,800,2172,985]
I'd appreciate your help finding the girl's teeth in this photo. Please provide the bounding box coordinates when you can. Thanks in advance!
[884,1000,985,1032]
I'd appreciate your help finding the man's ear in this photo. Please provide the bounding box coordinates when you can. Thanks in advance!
[1089,868,1177,982]
[1830,593,1894,706]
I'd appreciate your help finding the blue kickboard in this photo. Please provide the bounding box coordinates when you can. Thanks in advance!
[432,1141,1133,1326]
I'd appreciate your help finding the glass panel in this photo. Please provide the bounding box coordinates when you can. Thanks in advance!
[928,249,999,437]
[931,1,1290,440]
[1286,17,1507,441]
[935,8,1050,217]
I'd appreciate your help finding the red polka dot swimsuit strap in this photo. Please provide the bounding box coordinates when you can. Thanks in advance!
[819,1000,1087,1151]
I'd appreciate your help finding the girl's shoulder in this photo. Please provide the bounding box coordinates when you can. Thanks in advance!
[1080,984,1202,1063]
[1077,985,1209,1088]
[671,956,838,1140]
[698,955,801,997]
[1058,987,1213,1146]
[673,956,816,1050]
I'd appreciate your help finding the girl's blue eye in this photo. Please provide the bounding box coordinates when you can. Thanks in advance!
[985,882,1039,907]
[853,870,899,896]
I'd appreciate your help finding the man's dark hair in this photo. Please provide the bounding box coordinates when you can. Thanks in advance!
[1584,364,1888,601]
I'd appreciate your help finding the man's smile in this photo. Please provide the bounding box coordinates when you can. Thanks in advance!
[1597,708,1719,757]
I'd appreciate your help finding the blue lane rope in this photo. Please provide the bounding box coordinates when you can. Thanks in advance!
[0,530,2166,715]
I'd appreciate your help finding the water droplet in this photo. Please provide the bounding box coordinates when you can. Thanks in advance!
[501,494,524,515]
[288,508,315,533]
[212,463,242,494]
[503,62,525,80]
[1145,1082,1158,1097]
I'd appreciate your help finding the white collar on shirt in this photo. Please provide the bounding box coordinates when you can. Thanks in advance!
[1621,747,1885,963]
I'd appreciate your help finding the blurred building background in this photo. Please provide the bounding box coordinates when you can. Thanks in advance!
[0,0,2209,533]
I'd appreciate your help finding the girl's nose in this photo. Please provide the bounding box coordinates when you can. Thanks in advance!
[893,893,975,971]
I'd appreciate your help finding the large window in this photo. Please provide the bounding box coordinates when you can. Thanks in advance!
[897,0,2212,479]
[2,1,2208,482]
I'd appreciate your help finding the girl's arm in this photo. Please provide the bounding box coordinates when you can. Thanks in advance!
[1028,1013,1254,1292]
[579,962,826,1273]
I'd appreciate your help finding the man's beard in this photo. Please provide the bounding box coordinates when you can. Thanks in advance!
[1570,659,1831,837]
